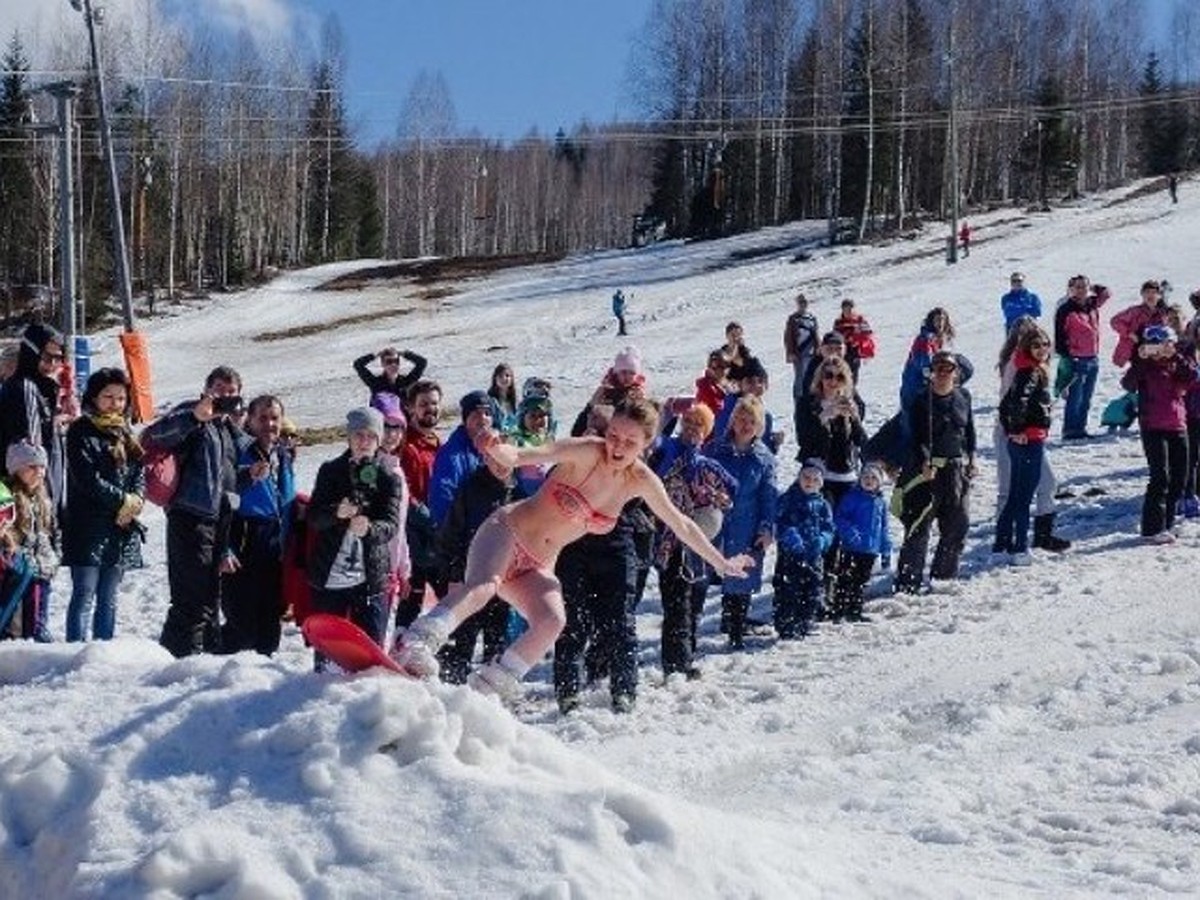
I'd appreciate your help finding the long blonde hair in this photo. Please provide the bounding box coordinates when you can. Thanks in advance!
[8,473,52,539]
[810,356,854,400]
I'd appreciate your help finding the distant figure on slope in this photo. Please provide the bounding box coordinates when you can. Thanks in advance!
[612,289,628,336]
[958,221,972,257]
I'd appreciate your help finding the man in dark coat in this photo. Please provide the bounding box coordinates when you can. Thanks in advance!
[142,365,247,656]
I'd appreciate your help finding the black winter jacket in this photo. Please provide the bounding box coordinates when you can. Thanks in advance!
[0,324,66,508]
[1000,365,1052,436]
[307,451,402,595]
[353,351,428,404]
[435,466,528,586]
[62,417,145,568]
[141,402,245,521]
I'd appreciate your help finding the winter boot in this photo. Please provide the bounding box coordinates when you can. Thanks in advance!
[725,594,749,650]
[1032,514,1071,552]
[390,615,452,678]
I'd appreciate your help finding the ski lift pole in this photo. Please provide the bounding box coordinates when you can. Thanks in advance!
[71,0,155,421]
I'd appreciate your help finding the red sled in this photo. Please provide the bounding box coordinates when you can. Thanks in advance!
[302,613,409,675]
[302,614,415,676]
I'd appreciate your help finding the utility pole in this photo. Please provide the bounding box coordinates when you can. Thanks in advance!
[26,82,81,396]
[47,84,79,352]
[72,0,135,331]
[946,1,960,264]
[70,0,154,423]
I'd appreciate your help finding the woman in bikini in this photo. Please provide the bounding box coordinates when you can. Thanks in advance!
[391,397,755,697]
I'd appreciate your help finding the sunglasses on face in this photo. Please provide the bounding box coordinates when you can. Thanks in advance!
[933,363,957,373]
[380,357,400,365]
[821,370,845,381]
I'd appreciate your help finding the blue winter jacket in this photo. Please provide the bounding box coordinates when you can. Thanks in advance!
[707,437,777,594]
[1001,288,1043,331]
[232,442,297,557]
[775,484,834,566]
[428,425,484,527]
[833,484,892,557]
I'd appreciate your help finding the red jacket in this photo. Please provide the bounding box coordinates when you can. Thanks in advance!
[834,313,875,359]
[1110,302,1165,367]
[693,374,727,417]
[400,430,441,504]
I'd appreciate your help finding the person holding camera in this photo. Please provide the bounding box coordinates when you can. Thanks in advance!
[306,407,403,670]
[1120,324,1196,543]
[142,365,248,657]
[353,346,427,406]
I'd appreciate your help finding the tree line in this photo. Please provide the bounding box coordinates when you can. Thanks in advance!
[0,1,1197,326]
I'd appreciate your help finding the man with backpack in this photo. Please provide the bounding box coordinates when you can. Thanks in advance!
[142,365,247,657]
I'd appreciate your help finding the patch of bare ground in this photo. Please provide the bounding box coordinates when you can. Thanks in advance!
[1104,178,1169,207]
[319,251,566,291]
[252,307,426,342]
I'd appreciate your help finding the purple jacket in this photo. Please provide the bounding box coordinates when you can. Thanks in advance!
[1121,354,1195,432]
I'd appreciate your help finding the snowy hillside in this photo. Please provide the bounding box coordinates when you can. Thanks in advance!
[3,180,1200,898]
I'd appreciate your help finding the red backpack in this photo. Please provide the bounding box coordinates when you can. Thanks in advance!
[142,444,180,507]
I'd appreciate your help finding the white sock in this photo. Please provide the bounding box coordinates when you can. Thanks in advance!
[497,648,531,680]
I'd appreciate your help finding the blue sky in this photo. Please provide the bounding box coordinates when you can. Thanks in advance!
[256,0,1181,147]
[294,0,651,145]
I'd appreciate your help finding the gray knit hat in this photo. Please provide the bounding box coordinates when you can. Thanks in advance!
[6,440,48,475]
[346,407,384,441]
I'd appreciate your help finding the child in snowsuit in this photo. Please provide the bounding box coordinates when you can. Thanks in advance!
[772,460,834,639]
[830,463,892,621]
[652,403,737,678]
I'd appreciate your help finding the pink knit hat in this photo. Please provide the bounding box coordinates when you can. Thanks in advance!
[613,346,643,375]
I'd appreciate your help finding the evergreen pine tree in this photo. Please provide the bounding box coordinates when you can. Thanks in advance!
[0,32,37,289]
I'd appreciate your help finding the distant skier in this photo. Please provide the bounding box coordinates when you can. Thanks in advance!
[1168,174,1179,204]
[612,289,628,336]
[958,221,972,257]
